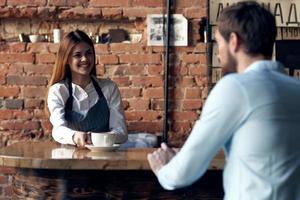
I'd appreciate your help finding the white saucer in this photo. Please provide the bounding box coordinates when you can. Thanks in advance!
[85,144,120,152]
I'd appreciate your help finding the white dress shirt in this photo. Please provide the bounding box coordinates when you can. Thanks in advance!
[47,77,127,145]
[157,61,300,200]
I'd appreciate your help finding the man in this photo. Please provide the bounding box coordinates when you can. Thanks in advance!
[147,2,300,199]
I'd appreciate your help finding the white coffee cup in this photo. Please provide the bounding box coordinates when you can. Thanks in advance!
[53,28,63,43]
[91,133,117,147]
[29,34,40,43]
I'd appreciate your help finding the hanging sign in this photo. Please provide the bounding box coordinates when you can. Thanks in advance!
[210,0,300,27]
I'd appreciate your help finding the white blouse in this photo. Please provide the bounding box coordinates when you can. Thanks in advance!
[47,77,128,145]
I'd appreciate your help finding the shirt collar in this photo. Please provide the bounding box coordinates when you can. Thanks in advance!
[244,60,286,74]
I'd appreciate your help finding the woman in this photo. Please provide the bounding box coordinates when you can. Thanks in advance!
[46,30,127,147]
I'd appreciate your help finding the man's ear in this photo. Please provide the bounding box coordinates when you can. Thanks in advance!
[229,32,240,53]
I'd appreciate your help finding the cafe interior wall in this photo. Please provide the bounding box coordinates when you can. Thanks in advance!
[0,0,209,197]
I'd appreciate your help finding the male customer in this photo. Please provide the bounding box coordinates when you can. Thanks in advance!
[147,2,300,199]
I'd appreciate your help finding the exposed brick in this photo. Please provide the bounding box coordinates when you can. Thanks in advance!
[59,7,102,19]
[182,53,206,64]
[169,88,184,99]
[102,8,122,19]
[0,0,6,6]
[7,63,24,75]
[125,110,163,121]
[0,167,16,174]
[132,76,163,87]
[67,0,88,6]
[34,110,47,119]
[0,86,20,97]
[110,43,143,53]
[22,87,46,98]
[6,75,47,86]
[122,100,129,110]
[143,88,163,98]
[194,43,207,53]
[150,99,163,110]
[184,7,206,19]
[41,120,52,133]
[36,7,56,19]
[0,7,37,18]
[27,43,51,53]
[189,66,208,76]
[127,99,150,110]
[148,46,164,53]
[195,76,209,87]
[171,121,192,135]
[48,0,66,6]
[171,77,195,87]
[4,185,13,196]
[132,0,163,7]
[182,100,202,110]
[0,121,40,130]
[119,88,141,98]
[7,0,46,6]
[170,65,188,76]
[0,53,34,64]
[98,55,118,64]
[94,44,109,54]
[36,53,56,64]
[90,0,130,7]
[111,77,130,87]
[0,75,5,84]
[47,43,59,53]
[170,111,199,121]
[2,43,26,53]
[185,87,202,99]
[12,110,33,120]
[106,65,146,76]
[3,99,24,109]
[96,65,105,76]
[127,121,163,132]
[148,65,163,75]
[24,99,44,109]
[24,64,53,75]
[176,0,204,8]
[119,54,161,64]
[123,8,162,18]
[0,110,13,120]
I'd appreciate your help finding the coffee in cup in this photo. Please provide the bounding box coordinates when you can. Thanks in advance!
[90,133,117,147]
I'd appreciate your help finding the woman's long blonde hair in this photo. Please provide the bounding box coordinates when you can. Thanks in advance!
[45,30,96,116]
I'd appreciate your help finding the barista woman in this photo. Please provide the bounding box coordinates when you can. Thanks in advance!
[46,30,127,147]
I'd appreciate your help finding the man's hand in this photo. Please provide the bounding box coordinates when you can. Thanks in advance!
[73,131,92,147]
[147,142,178,175]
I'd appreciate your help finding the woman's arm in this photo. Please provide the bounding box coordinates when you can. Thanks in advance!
[106,81,128,144]
[47,84,77,145]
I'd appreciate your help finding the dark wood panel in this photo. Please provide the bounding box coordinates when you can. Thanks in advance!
[13,169,224,200]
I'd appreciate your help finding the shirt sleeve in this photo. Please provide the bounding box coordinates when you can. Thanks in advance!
[107,81,128,144]
[47,84,76,145]
[157,75,249,190]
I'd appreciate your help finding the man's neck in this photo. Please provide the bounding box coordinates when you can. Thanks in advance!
[236,53,268,74]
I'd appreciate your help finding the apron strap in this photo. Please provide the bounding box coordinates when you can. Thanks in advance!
[65,76,105,112]
[65,77,73,111]
[91,77,105,99]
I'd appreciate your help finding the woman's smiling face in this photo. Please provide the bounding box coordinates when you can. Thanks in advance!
[67,42,95,78]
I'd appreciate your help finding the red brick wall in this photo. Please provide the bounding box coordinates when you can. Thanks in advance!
[0,0,209,198]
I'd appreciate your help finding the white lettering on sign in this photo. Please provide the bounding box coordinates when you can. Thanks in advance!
[210,0,300,27]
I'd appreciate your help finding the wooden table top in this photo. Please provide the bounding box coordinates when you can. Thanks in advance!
[0,141,224,170]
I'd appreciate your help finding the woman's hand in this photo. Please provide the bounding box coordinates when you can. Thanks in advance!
[72,131,92,147]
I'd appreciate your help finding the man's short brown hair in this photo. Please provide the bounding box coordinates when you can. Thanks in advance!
[217,1,276,58]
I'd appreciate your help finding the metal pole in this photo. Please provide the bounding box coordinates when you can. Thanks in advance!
[162,0,171,144]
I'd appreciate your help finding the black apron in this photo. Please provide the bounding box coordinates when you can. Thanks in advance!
[64,78,110,132]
